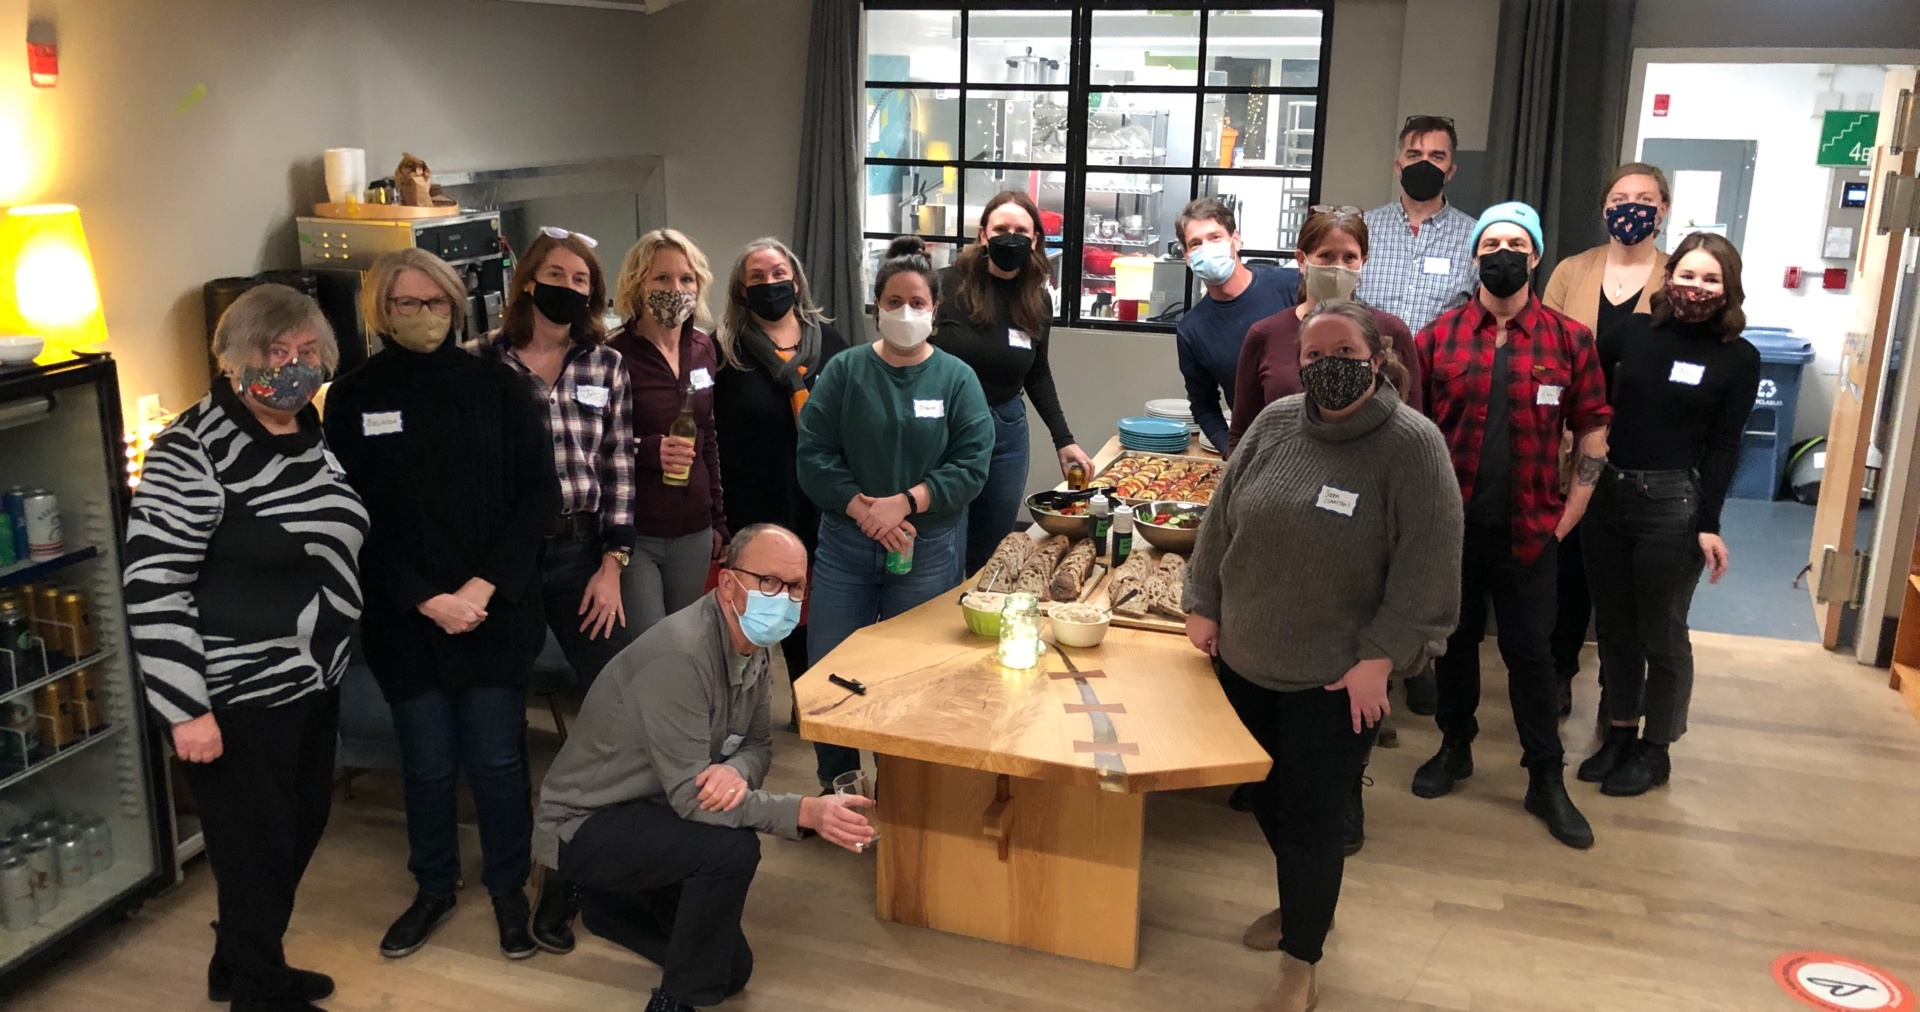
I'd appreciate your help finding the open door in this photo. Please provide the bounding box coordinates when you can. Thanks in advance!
[1809,70,1920,648]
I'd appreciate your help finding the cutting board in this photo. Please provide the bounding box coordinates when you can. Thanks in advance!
[1084,546,1187,635]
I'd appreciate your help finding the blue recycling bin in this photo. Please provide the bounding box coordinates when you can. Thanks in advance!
[1729,328,1816,500]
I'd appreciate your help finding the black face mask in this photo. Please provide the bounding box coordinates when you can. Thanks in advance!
[986,233,1034,273]
[1400,159,1447,202]
[1478,248,1532,299]
[1300,356,1376,412]
[531,281,591,326]
[744,280,797,322]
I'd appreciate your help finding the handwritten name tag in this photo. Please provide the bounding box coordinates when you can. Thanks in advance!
[1008,329,1033,350]
[362,411,403,437]
[1536,385,1562,407]
[1315,485,1358,516]
[913,399,945,419]
[689,367,714,390]
[1423,256,1451,275]
[574,384,609,408]
[1669,361,1705,386]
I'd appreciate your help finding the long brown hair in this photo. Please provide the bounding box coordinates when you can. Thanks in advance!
[1300,300,1410,394]
[1599,161,1672,207]
[1650,232,1746,340]
[716,237,830,369]
[500,233,608,347]
[951,190,1052,337]
[1296,209,1370,259]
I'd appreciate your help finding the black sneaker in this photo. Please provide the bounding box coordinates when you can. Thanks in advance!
[1403,669,1439,716]
[646,987,696,1012]
[207,922,336,1002]
[379,892,457,959]
[493,890,537,960]
[531,876,581,954]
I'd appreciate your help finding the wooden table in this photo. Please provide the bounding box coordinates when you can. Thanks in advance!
[796,582,1270,969]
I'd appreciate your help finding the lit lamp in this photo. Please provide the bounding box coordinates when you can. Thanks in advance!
[0,204,109,359]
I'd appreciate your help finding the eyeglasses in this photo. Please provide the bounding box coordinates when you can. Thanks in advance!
[1309,205,1363,216]
[388,295,455,317]
[729,566,807,602]
[1402,115,1456,129]
[539,226,599,249]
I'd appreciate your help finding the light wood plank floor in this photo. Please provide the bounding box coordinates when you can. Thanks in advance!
[12,631,1920,1011]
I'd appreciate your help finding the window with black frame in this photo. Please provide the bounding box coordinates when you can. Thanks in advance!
[861,2,1332,331]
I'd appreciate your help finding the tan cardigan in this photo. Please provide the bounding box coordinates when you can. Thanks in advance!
[1542,244,1657,329]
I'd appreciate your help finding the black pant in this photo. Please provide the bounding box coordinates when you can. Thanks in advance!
[1434,525,1565,768]
[1551,522,1591,678]
[560,800,758,1006]
[1215,661,1376,965]
[181,690,339,1002]
[1582,469,1704,744]
[540,528,636,696]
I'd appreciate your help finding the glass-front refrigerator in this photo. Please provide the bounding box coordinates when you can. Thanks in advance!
[0,354,171,982]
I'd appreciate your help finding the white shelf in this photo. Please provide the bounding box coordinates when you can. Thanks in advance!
[0,857,152,960]
[0,648,119,708]
[0,722,125,794]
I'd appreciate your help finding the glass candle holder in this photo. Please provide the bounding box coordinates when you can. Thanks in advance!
[998,592,1042,670]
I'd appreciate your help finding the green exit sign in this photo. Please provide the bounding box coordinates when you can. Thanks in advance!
[1818,111,1880,167]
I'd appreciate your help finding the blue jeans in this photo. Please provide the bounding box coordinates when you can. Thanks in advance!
[807,514,962,787]
[963,398,1032,576]
[390,685,532,897]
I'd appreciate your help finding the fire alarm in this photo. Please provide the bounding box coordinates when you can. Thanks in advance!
[26,20,57,88]
[1824,267,1849,290]
[1784,266,1803,289]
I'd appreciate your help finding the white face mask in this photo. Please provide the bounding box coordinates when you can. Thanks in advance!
[876,305,933,350]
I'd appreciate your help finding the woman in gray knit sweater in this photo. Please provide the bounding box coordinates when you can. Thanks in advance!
[1184,300,1463,1012]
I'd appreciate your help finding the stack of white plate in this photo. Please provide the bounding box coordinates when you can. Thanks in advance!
[1144,398,1195,434]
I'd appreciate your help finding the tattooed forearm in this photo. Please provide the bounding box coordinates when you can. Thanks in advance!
[1574,452,1606,485]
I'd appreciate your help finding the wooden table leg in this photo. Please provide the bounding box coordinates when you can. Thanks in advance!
[872,753,1145,969]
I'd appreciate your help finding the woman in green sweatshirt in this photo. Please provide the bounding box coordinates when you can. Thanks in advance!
[1183,300,1463,1012]
[797,235,994,790]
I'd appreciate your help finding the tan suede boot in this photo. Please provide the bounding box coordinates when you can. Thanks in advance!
[1255,953,1318,1012]
[1241,907,1283,950]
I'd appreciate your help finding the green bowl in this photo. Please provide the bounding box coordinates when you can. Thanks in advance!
[961,598,1003,637]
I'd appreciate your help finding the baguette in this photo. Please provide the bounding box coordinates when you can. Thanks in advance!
[975,532,1034,591]
[1013,535,1070,595]
[1047,539,1098,602]
[1108,551,1155,617]
[1148,552,1188,619]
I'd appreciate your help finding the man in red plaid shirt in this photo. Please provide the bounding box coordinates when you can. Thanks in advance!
[1410,202,1611,850]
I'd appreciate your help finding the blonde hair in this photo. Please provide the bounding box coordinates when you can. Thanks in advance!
[615,228,714,330]
[361,248,470,342]
[215,284,338,377]
[716,237,831,369]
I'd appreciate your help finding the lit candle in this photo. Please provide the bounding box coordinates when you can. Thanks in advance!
[998,592,1041,670]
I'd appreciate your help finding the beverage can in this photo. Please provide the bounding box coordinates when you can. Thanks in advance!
[56,591,94,660]
[0,700,38,773]
[82,817,113,874]
[1066,461,1088,491]
[0,602,27,693]
[54,833,88,888]
[2,488,28,562]
[885,542,914,576]
[69,667,105,734]
[0,856,35,930]
[34,679,77,750]
[32,587,61,648]
[24,490,61,561]
[19,840,56,915]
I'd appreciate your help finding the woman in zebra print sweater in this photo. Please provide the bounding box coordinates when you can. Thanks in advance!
[125,285,368,1012]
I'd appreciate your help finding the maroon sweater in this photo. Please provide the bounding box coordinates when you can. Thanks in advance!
[1228,304,1423,454]
[609,319,728,540]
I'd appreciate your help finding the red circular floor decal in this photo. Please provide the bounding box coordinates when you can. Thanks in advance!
[1773,952,1913,1012]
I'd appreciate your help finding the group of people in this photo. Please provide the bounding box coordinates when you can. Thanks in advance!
[1179,115,1759,1009]
[126,189,1083,1012]
[120,112,1760,1012]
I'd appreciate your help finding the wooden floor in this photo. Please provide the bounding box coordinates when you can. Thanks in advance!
[12,631,1920,1011]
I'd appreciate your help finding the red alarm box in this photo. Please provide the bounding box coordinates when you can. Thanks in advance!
[1823,268,1849,291]
[1784,266,1803,289]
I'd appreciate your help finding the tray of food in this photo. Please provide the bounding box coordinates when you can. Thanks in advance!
[1089,452,1223,506]
[1084,546,1189,635]
[968,532,1107,604]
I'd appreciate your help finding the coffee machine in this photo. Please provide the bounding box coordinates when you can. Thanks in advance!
[294,210,513,365]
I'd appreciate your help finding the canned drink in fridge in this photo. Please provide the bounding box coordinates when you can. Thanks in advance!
[3,488,28,561]
[20,840,56,914]
[24,490,61,561]
[54,833,88,888]
[0,699,36,774]
[55,590,94,659]
[1,856,34,930]
[82,817,112,874]
[31,586,60,647]
[0,600,37,691]
[34,679,77,751]
[71,666,105,734]
[63,673,97,736]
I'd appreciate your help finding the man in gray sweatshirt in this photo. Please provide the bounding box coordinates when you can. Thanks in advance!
[532,524,874,1012]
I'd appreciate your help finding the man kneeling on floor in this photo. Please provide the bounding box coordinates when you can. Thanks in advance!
[533,523,875,1011]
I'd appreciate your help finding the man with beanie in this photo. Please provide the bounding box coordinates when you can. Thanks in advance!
[1410,201,1610,850]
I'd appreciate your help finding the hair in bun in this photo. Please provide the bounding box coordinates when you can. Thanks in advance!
[886,235,929,260]
[873,234,940,306]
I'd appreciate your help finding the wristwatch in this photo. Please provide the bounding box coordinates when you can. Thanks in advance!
[606,548,632,569]
[904,491,920,516]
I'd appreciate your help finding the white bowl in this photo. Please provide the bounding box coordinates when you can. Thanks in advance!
[1049,606,1111,648]
[0,335,44,364]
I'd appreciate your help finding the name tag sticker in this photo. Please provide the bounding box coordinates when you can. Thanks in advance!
[321,447,345,476]
[1423,256,1451,275]
[1008,329,1033,350]
[913,399,946,419]
[1315,485,1359,516]
[721,733,744,757]
[1669,361,1706,386]
[362,411,403,437]
[689,367,714,390]
[1536,385,1563,406]
[574,384,610,408]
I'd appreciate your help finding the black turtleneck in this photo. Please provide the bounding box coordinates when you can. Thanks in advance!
[1597,313,1761,534]
[322,338,562,699]
[931,266,1076,448]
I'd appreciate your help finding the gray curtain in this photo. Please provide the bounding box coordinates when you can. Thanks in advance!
[792,0,866,331]
[1484,0,1637,277]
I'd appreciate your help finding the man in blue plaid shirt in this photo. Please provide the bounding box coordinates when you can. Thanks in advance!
[1358,115,1480,336]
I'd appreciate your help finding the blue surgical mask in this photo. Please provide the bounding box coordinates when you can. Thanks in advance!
[728,573,801,647]
[1187,240,1237,286]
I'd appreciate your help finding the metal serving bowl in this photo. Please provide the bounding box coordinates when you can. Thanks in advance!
[1133,500,1206,555]
[1025,492,1098,539]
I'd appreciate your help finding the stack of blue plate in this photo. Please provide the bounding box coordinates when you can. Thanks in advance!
[1117,416,1191,453]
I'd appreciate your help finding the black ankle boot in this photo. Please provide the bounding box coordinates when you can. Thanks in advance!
[1524,765,1595,849]
[646,987,696,1012]
[207,922,336,1002]
[1577,726,1637,783]
[1403,669,1438,716]
[532,876,581,954]
[1601,741,1671,797]
[1411,741,1473,798]
[1343,769,1369,856]
[493,890,537,960]
[380,892,456,959]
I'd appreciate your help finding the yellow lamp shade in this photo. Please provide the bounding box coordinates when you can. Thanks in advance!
[0,204,109,357]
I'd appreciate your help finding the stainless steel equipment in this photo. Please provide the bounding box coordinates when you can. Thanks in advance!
[294,210,512,360]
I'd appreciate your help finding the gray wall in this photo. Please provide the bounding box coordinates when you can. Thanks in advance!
[1632,0,1920,49]
[0,0,811,418]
